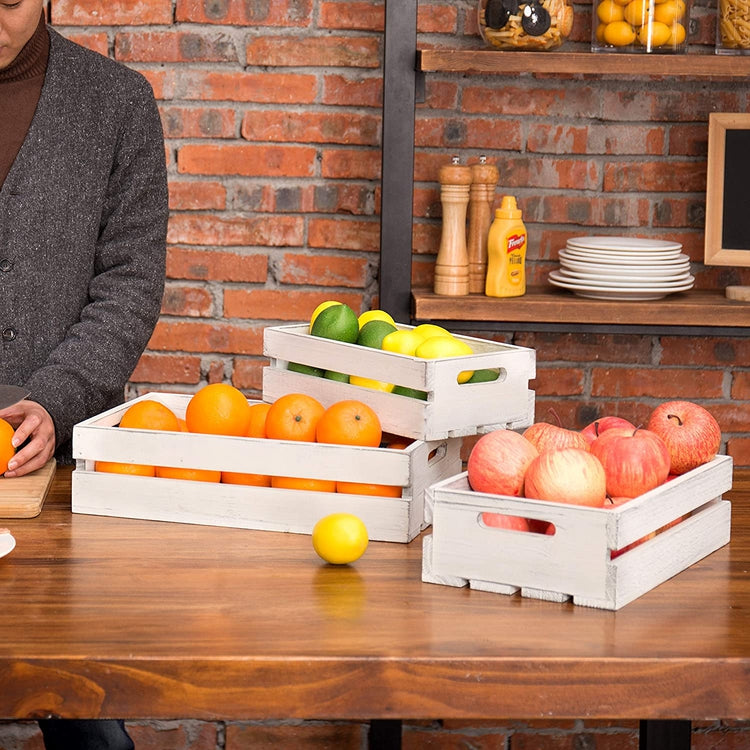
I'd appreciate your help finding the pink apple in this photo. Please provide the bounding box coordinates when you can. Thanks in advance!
[581,416,637,445]
[467,429,538,497]
[646,400,722,475]
[481,512,530,531]
[590,427,670,498]
[523,448,607,507]
[523,421,589,453]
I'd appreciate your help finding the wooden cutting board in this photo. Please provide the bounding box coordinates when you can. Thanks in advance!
[0,459,56,518]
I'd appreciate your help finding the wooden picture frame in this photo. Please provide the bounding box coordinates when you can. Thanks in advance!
[704,112,750,267]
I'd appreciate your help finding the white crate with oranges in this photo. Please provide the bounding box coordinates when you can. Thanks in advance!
[262,304,535,442]
[71,390,461,543]
[422,403,733,610]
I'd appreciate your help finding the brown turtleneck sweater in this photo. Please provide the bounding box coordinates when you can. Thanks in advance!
[0,13,50,190]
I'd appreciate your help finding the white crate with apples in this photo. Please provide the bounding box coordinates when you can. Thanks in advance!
[262,323,536,442]
[422,454,733,611]
[71,392,462,543]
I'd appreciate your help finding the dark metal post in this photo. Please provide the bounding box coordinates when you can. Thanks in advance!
[639,719,692,750]
[368,719,402,749]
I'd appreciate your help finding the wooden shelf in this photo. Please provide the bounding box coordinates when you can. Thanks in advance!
[417,49,750,77]
[412,287,750,332]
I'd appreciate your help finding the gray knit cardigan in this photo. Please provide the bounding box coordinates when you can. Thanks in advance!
[0,28,168,461]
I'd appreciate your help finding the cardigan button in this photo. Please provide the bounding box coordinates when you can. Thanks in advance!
[2,328,16,341]
[0,259,12,272]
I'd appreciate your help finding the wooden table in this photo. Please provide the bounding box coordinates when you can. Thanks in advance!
[1,466,749,749]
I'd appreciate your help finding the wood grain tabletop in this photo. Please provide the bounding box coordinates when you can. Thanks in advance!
[0,466,748,722]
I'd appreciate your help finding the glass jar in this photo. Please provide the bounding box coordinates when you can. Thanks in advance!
[591,0,690,53]
[716,0,750,53]
[477,0,574,50]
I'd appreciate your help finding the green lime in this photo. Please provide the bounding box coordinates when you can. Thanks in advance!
[391,384,428,400]
[310,303,359,344]
[357,319,398,349]
[288,362,324,377]
[466,368,500,383]
[324,370,350,383]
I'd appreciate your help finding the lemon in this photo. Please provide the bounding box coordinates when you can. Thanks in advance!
[667,20,686,44]
[414,336,475,384]
[412,323,452,343]
[349,375,394,392]
[357,320,398,349]
[358,309,396,329]
[466,368,501,383]
[653,0,684,22]
[597,0,625,23]
[638,19,671,46]
[603,19,636,45]
[310,303,359,344]
[623,0,649,26]
[381,329,423,356]
[310,300,340,327]
[312,513,369,565]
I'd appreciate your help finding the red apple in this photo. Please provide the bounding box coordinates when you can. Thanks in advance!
[467,429,538,497]
[481,512,530,531]
[523,421,589,453]
[590,427,670,498]
[581,416,637,445]
[646,400,722,475]
[523,448,607,507]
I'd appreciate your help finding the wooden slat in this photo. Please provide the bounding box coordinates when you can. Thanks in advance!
[412,287,750,328]
[417,49,750,77]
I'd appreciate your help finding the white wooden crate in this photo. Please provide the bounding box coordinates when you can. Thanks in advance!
[262,323,536,441]
[71,393,462,543]
[422,454,733,610]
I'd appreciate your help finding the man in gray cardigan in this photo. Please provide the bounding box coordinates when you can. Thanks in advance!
[0,2,167,748]
[0,2,167,481]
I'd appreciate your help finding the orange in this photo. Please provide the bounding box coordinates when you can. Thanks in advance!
[264,393,325,442]
[336,481,401,497]
[119,400,179,431]
[315,400,382,447]
[271,476,336,492]
[221,470,271,487]
[156,466,221,483]
[185,383,252,437]
[0,418,15,474]
[95,461,156,477]
[246,402,272,438]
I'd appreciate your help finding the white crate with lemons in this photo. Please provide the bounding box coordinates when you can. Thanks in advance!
[263,302,536,442]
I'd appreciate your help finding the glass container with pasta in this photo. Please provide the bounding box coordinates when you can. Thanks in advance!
[591,0,690,52]
[477,0,574,50]
[717,0,750,53]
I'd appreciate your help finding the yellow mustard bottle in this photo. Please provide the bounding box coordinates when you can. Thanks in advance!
[485,195,527,298]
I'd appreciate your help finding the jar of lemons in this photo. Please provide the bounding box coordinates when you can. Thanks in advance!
[591,0,690,52]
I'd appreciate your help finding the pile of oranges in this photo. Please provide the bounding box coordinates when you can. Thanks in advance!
[96,385,407,498]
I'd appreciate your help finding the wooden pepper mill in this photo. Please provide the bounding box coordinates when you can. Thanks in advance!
[434,156,472,296]
[468,155,499,294]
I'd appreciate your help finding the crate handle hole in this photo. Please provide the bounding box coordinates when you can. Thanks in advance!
[479,513,555,534]
[427,443,447,464]
[459,367,507,386]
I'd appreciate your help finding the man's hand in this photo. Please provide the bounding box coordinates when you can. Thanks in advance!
[0,400,56,477]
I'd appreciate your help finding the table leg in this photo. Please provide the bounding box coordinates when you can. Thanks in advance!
[368,719,402,749]
[639,719,692,749]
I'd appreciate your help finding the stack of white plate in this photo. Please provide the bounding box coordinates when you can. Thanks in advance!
[548,236,694,301]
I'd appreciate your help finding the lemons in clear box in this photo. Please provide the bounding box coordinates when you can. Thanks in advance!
[603,19,636,45]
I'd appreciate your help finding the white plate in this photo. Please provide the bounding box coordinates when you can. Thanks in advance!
[566,236,683,252]
[560,257,690,277]
[559,249,690,267]
[556,268,693,285]
[549,270,695,290]
[561,247,684,261]
[0,531,16,559]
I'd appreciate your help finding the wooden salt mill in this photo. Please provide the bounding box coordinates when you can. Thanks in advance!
[468,155,499,294]
[434,156,472,296]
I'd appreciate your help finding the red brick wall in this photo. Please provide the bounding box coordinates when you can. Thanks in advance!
[7,1,742,746]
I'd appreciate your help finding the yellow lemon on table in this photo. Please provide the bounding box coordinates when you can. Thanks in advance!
[312,513,369,565]
[310,300,340,327]
[358,309,396,329]
[381,329,423,356]
[310,303,359,344]
[414,336,475,384]
[349,375,394,392]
